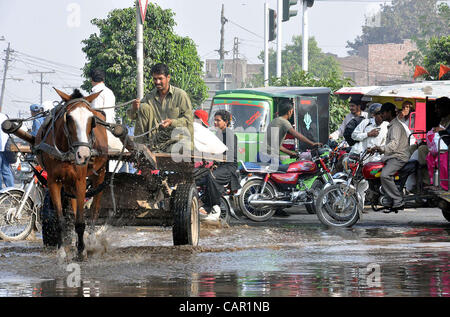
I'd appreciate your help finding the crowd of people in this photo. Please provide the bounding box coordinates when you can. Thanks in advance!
[2,60,449,221]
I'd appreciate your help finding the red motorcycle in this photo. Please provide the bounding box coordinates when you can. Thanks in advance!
[316,147,450,228]
[237,146,334,222]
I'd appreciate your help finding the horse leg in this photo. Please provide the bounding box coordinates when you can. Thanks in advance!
[74,179,88,260]
[89,168,106,226]
[48,181,64,248]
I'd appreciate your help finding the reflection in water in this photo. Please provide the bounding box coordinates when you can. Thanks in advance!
[1,256,449,297]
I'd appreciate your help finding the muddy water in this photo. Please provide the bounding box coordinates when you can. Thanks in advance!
[1,215,450,297]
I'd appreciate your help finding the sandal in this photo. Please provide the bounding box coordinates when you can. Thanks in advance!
[199,207,208,219]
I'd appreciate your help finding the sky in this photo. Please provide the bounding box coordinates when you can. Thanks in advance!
[0,0,387,117]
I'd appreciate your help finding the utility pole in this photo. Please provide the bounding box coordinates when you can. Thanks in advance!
[276,0,282,79]
[28,70,55,105]
[233,37,240,88]
[136,0,144,101]
[217,4,228,80]
[0,42,13,112]
[264,1,269,87]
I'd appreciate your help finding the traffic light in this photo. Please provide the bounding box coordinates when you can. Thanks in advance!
[269,8,277,42]
[283,0,298,22]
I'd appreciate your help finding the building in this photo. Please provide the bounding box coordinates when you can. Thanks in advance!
[337,39,416,86]
[202,58,263,109]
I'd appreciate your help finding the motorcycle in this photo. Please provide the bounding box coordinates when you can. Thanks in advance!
[194,162,240,224]
[315,148,450,228]
[0,155,46,240]
[237,146,335,222]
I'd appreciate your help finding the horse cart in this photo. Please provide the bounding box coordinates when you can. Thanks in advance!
[1,90,207,259]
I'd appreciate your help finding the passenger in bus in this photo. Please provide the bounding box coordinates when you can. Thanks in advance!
[258,99,321,165]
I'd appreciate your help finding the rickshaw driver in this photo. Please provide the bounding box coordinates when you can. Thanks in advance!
[258,99,322,165]
[127,63,194,151]
[369,103,410,210]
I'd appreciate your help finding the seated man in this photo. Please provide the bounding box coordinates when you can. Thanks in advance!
[351,103,388,163]
[127,63,193,153]
[329,99,368,141]
[258,99,321,166]
[369,103,410,209]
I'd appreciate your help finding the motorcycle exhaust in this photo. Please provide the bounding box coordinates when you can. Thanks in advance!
[248,199,294,208]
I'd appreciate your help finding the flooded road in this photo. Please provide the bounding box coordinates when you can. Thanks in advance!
[1,207,449,297]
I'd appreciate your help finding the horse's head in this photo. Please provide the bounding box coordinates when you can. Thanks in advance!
[55,88,103,165]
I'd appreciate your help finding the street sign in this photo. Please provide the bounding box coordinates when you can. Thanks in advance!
[138,0,149,23]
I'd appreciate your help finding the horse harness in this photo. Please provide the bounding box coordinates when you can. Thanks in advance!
[34,98,114,163]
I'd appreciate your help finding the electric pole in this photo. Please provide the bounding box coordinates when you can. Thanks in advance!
[276,0,282,79]
[28,70,55,105]
[136,0,144,101]
[0,42,13,112]
[217,4,228,79]
[264,1,269,87]
[233,37,240,88]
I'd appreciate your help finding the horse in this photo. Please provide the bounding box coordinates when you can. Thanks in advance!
[35,88,109,260]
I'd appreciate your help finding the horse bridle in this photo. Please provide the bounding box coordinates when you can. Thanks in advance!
[36,97,112,162]
[63,98,98,153]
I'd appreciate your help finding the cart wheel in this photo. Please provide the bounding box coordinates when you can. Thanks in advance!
[41,190,59,247]
[172,183,200,246]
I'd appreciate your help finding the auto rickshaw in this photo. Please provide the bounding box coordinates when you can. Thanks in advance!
[209,87,331,163]
[315,81,450,227]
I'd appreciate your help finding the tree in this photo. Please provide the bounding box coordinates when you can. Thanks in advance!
[81,3,208,121]
[347,0,450,56]
[259,35,342,80]
[414,36,450,80]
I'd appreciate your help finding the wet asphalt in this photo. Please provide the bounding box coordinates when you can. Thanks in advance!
[0,206,449,297]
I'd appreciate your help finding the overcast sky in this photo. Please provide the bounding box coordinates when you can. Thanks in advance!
[0,0,385,117]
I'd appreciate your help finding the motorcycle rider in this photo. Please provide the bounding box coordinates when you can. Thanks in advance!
[349,103,388,209]
[258,99,321,166]
[369,102,410,210]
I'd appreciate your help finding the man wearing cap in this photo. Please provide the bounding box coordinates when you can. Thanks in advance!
[350,103,388,163]
[329,99,368,140]
[370,102,410,209]
[30,104,44,137]
[90,69,116,124]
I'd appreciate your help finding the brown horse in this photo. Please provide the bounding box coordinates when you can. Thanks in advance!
[35,88,109,260]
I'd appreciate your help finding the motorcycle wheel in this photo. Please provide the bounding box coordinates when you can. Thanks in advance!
[0,190,35,241]
[305,178,324,214]
[316,183,360,228]
[238,179,276,222]
[219,196,231,225]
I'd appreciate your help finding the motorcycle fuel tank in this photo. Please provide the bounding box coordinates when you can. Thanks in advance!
[287,160,318,173]
[362,162,385,179]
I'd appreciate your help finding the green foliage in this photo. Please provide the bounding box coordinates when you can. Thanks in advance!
[81,3,208,121]
[347,0,450,56]
[270,70,353,133]
[420,36,450,80]
[254,36,342,81]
